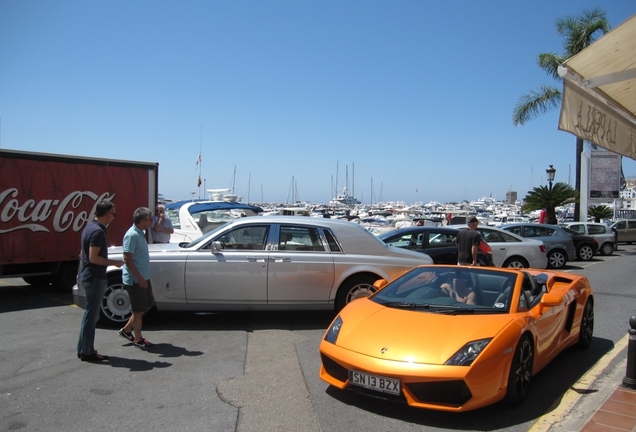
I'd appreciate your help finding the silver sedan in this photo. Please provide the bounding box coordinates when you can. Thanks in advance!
[73,216,433,325]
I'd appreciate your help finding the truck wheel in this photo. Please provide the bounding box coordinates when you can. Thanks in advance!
[23,275,52,286]
[100,276,132,326]
[335,274,379,311]
[53,262,79,291]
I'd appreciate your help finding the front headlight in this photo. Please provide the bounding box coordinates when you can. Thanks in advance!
[444,338,492,366]
[323,315,343,344]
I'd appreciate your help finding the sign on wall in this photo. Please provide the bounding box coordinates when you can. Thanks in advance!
[589,150,621,198]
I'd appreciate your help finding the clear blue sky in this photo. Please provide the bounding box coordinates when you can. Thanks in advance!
[1,1,634,204]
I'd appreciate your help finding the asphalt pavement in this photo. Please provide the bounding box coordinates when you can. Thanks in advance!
[1,245,635,432]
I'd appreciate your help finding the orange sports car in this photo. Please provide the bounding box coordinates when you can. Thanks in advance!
[319,265,594,412]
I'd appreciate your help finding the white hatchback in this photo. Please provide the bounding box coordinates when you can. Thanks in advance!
[561,222,616,256]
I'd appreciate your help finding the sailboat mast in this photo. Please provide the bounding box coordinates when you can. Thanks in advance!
[231,165,236,194]
[335,161,339,198]
[352,162,355,202]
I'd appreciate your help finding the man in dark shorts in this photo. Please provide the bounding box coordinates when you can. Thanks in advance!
[77,200,124,361]
[118,207,157,349]
[457,216,482,266]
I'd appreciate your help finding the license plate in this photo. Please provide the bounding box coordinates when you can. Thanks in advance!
[349,370,401,396]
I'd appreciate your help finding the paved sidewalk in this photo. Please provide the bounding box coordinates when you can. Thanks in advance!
[579,385,636,431]
[533,335,633,431]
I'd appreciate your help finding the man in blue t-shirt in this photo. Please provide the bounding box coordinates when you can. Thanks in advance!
[118,207,157,349]
[77,200,124,362]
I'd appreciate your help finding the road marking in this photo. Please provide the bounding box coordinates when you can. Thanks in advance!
[529,334,629,431]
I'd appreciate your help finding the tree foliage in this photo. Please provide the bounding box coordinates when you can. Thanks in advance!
[522,182,578,224]
[588,204,613,223]
[512,7,609,222]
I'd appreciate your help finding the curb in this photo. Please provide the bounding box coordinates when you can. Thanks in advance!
[529,334,629,431]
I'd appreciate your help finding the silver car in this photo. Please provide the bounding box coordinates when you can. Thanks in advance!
[73,216,433,325]
[561,222,616,255]
[455,225,548,269]
[500,223,576,269]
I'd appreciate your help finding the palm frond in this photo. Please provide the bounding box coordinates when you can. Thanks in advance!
[556,7,609,56]
[521,183,578,214]
[537,53,565,80]
[512,85,561,126]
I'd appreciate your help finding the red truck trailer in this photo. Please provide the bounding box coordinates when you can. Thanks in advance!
[0,149,158,289]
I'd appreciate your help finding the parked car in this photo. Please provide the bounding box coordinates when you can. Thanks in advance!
[560,226,598,261]
[73,216,433,325]
[610,219,636,244]
[500,223,576,269]
[454,225,548,269]
[319,265,594,411]
[561,222,615,256]
[377,226,493,266]
[165,199,262,243]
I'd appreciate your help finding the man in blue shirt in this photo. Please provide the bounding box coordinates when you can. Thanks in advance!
[118,207,157,349]
[77,200,124,362]
[151,205,174,243]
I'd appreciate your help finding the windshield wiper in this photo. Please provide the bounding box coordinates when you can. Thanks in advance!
[383,301,431,309]
[432,307,475,315]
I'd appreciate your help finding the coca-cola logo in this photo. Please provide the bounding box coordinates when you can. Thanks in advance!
[0,188,115,234]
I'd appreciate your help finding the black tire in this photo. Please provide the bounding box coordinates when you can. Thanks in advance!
[335,274,379,311]
[599,242,614,256]
[547,250,567,269]
[505,335,534,405]
[53,262,79,291]
[22,275,52,286]
[577,245,594,261]
[99,274,132,326]
[576,298,594,349]
[502,257,529,268]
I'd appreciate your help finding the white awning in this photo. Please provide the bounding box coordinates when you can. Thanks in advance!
[558,13,636,159]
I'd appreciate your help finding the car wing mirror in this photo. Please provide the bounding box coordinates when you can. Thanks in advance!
[210,241,222,254]
[373,279,388,289]
[540,291,562,307]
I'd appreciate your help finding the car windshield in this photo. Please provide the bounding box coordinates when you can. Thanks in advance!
[182,223,229,248]
[561,226,580,236]
[371,266,517,313]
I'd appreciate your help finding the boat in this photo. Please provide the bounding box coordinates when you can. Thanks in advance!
[329,187,361,207]
[164,189,262,243]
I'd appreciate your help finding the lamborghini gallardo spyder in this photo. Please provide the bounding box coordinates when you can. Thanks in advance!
[319,265,594,412]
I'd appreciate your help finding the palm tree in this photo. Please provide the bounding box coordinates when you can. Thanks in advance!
[513,7,609,222]
[588,204,613,222]
[521,182,578,224]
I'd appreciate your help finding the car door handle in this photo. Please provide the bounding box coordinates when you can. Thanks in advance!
[272,257,291,262]
[246,256,267,262]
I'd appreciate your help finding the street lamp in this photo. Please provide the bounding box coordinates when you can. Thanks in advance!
[546,165,556,191]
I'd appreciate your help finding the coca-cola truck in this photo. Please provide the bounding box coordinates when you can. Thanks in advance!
[0,149,158,289]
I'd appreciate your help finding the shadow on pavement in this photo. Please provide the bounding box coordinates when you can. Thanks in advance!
[0,283,73,313]
[119,310,337,332]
